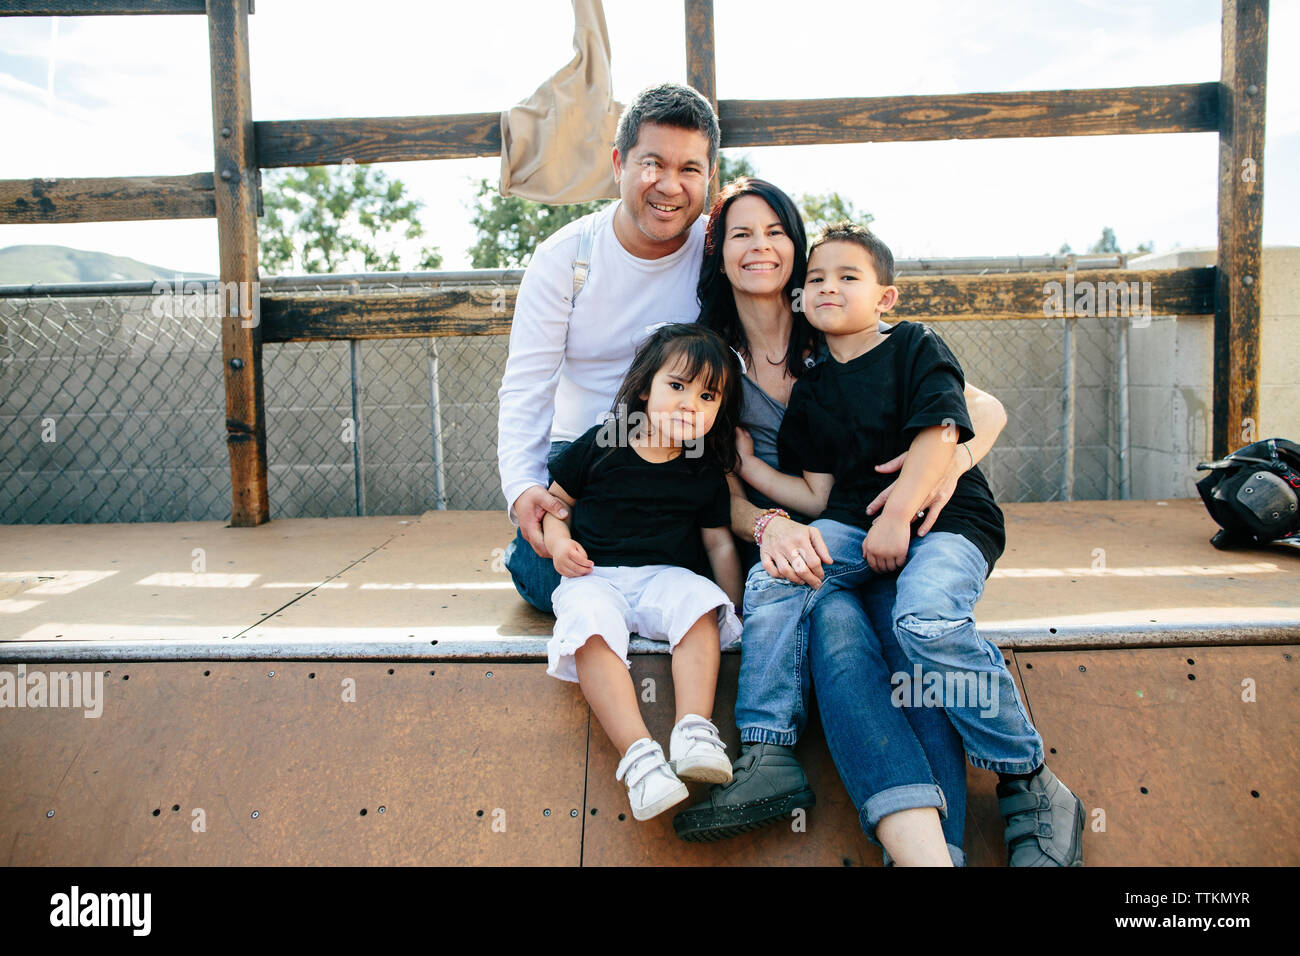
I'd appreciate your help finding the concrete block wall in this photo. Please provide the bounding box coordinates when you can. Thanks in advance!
[1129,246,1299,499]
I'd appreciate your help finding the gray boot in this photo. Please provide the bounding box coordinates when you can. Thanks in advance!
[672,743,815,842]
[997,764,1085,866]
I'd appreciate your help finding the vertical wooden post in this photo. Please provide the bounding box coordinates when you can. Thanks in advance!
[207,0,269,525]
[1213,0,1268,457]
[684,0,719,198]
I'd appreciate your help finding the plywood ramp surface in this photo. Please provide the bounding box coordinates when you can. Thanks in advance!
[3,647,1294,866]
[3,501,1296,648]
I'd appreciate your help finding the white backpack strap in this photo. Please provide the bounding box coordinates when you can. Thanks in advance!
[571,215,596,307]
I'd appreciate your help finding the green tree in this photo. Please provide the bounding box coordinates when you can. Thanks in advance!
[1088,226,1120,254]
[797,190,874,240]
[717,152,757,188]
[466,180,610,269]
[259,165,442,275]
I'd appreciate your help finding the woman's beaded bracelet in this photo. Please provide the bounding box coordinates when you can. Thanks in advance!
[753,508,790,545]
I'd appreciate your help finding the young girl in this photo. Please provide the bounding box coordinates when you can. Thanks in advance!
[543,323,745,821]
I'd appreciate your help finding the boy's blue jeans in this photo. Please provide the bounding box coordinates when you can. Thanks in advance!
[739,518,1044,776]
[804,581,967,862]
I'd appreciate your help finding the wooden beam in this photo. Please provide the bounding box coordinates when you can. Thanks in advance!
[684,0,719,197]
[258,268,1215,343]
[719,83,1220,147]
[207,0,269,526]
[250,83,1217,170]
[1213,0,1268,457]
[254,113,502,168]
[260,289,517,343]
[0,173,214,224]
[0,1,212,13]
[895,268,1216,321]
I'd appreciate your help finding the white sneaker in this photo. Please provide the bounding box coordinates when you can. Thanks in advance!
[669,714,732,784]
[616,738,689,821]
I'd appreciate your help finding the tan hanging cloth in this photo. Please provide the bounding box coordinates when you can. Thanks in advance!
[498,0,623,203]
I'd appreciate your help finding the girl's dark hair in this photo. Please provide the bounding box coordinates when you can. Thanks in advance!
[696,177,822,379]
[611,323,742,473]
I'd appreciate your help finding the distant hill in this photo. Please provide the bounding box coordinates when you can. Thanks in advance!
[0,245,212,285]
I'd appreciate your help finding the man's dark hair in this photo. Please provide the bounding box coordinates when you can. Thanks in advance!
[615,83,720,172]
[809,220,896,285]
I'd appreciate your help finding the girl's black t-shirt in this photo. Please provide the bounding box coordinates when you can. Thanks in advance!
[548,423,732,570]
[777,321,1006,574]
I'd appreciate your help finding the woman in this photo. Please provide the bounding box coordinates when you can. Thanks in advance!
[675,178,1008,866]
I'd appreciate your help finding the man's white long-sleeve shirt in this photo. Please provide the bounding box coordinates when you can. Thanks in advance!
[497,202,707,522]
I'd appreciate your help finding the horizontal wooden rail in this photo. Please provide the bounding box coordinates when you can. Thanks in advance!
[250,84,1218,170]
[0,173,215,223]
[260,288,517,341]
[894,266,1216,320]
[255,113,503,168]
[258,267,1215,343]
[720,83,1221,147]
[0,1,216,14]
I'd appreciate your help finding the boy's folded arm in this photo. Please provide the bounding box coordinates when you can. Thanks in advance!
[880,426,959,525]
[738,452,831,517]
[701,526,743,611]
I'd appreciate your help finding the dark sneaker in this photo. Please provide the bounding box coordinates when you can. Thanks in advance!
[997,764,1085,866]
[672,743,815,842]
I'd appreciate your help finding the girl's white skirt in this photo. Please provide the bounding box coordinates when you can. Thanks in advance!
[547,564,742,683]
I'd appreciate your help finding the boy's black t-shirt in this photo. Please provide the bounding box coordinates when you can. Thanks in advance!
[548,423,731,571]
[777,321,1006,574]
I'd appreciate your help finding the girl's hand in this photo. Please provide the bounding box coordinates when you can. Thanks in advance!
[760,515,833,588]
[553,540,594,577]
[864,515,911,573]
[864,451,961,536]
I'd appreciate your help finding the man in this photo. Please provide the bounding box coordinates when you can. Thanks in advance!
[498,83,720,612]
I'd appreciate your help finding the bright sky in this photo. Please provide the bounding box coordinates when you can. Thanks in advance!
[1,0,1296,275]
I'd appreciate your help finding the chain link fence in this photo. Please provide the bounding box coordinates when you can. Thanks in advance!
[3,267,1146,524]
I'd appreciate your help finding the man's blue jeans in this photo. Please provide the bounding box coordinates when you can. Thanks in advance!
[502,441,569,615]
[741,517,1044,775]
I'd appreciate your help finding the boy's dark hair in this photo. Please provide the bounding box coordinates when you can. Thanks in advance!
[615,83,720,173]
[611,323,741,473]
[697,177,822,381]
[810,220,896,285]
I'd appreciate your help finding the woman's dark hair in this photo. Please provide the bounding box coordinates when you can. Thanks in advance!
[610,323,742,474]
[696,177,822,380]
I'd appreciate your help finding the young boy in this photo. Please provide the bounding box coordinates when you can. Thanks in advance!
[733,222,1083,866]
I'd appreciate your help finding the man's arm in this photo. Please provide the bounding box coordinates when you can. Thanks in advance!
[498,228,580,546]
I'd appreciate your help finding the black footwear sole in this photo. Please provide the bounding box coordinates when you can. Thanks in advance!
[672,789,816,843]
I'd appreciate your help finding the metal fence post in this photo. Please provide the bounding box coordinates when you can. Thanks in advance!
[428,336,447,511]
